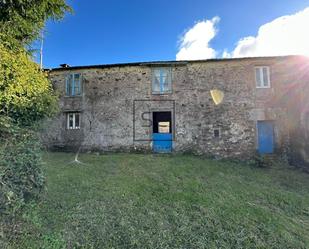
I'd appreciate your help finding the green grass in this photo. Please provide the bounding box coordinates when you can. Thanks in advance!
[9,153,309,248]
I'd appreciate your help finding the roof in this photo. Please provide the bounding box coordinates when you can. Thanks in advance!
[48,55,300,72]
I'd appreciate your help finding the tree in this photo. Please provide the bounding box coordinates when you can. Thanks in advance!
[0,0,71,125]
[0,1,71,237]
[0,44,58,125]
[0,0,72,46]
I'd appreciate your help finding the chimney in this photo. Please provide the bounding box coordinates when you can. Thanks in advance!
[60,63,70,68]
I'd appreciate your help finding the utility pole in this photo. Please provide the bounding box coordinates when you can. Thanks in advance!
[40,30,44,69]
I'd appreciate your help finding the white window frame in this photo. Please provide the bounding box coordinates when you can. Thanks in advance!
[66,112,80,130]
[255,66,271,88]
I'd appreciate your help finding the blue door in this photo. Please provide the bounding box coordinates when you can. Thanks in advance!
[257,121,274,154]
[152,111,172,153]
[153,133,172,153]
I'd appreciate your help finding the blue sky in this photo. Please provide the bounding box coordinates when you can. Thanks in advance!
[38,0,309,68]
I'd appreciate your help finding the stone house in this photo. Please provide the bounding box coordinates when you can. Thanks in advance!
[43,56,309,163]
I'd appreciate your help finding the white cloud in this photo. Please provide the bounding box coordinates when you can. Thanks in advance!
[176,17,219,60]
[222,49,231,58]
[227,7,309,58]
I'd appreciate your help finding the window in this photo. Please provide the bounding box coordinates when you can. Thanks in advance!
[255,66,270,88]
[66,73,82,96]
[213,128,220,138]
[67,113,80,129]
[152,68,172,94]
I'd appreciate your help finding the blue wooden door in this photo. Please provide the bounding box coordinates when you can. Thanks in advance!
[257,121,274,154]
[153,133,172,153]
[152,112,172,153]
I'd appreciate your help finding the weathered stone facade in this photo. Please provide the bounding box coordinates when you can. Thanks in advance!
[42,56,309,161]
[282,56,309,168]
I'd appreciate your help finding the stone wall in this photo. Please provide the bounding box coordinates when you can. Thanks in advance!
[42,56,302,159]
[283,57,309,169]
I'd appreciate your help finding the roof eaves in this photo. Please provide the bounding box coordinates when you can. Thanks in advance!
[47,55,299,72]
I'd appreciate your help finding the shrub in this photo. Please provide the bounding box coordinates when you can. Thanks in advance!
[248,153,276,168]
[0,118,44,215]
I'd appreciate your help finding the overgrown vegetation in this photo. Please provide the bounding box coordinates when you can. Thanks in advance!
[0,44,58,125]
[0,118,45,249]
[0,117,44,214]
[8,153,309,249]
[0,34,58,217]
[0,0,71,246]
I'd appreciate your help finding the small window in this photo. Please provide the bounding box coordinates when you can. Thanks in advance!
[152,68,172,94]
[213,128,220,138]
[66,73,82,96]
[67,113,80,129]
[255,66,270,88]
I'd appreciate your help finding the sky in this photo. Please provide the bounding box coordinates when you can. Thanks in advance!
[37,0,309,68]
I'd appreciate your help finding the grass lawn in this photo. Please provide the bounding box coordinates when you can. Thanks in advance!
[9,152,309,249]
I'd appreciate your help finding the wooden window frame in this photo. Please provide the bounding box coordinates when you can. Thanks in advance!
[65,73,82,96]
[152,67,172,94]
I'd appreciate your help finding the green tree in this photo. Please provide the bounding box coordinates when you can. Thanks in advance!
[0,0,72,46]
[0,47,57,232]
[0,44,58,125]
[0,1,71,236]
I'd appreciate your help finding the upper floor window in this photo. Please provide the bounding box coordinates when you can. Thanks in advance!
[66,73,82,96]
[255,66,270,88]
[152,68,172,94]
[67,112,80,129]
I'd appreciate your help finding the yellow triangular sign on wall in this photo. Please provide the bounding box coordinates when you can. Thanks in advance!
[210,89,224,105]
